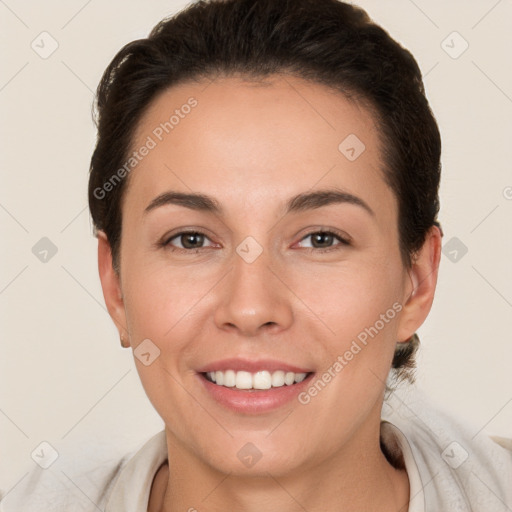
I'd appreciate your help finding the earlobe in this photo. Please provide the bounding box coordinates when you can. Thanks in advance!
[396,225,442,342]
[97,231,128,341]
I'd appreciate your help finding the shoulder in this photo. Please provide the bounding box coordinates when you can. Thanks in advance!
[382,382,512,512]
[0,430,168,512]
[0,444,132,512]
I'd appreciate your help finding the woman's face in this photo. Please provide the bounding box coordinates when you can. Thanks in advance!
[100,74,438,476]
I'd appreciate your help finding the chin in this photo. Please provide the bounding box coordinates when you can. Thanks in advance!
[210,451,302,478]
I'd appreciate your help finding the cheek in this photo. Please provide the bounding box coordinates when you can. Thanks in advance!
[294,258,404,341]
[293,264,404,443]
[122,253,212,341]
[120,261,207,426]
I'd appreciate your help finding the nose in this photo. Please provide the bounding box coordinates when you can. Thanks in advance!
[214,247,294,338]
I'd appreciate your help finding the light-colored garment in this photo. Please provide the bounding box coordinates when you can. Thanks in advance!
[1,384,511,511]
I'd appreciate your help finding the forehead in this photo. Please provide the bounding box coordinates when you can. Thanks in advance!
[126,74,395,222]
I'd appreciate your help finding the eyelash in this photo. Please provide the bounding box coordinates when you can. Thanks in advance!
[161,229,351,254]
[299,230,351,252]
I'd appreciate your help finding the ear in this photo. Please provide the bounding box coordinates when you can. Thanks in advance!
[97,231,128,342]
[396,225,442,342]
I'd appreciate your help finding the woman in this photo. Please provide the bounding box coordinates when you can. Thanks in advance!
[3,0,511,510]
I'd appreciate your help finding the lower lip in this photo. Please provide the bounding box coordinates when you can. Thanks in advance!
[197,373,314,414]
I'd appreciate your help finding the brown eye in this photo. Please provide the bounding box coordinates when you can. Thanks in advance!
[179,233,205,249]
[297,230,350,252]
[164,231,214,251]
[311,232,335,248]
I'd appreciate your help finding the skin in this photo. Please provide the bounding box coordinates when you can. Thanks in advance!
[98,74,441,512]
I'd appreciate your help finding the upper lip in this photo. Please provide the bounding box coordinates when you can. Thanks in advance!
[196,358,314,374]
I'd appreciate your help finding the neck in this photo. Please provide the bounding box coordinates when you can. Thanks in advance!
[149,420,410,512]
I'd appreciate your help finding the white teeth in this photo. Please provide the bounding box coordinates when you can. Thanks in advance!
[284,372,295,385]
[271,370,285,387]
[294,372,307,383]
[223,369,236,387]
[205,369,309,389]
[235,371,253,389]
[253,371,272,390]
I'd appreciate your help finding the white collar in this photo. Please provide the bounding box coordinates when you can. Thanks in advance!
[381,420,426,512]
[106,430,167,512]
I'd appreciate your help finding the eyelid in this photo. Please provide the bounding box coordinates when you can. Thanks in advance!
[161,227,351,254]
[162,229,216,249]
[295,229,351,250]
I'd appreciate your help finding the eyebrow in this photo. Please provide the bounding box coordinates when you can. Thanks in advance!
[144,188,375,217]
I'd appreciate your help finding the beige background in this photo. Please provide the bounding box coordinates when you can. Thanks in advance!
[1,0,511,496]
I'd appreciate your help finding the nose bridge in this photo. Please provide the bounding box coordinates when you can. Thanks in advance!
[214,239,293,336]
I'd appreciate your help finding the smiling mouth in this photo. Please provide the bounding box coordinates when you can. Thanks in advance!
[201,370,314,390]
